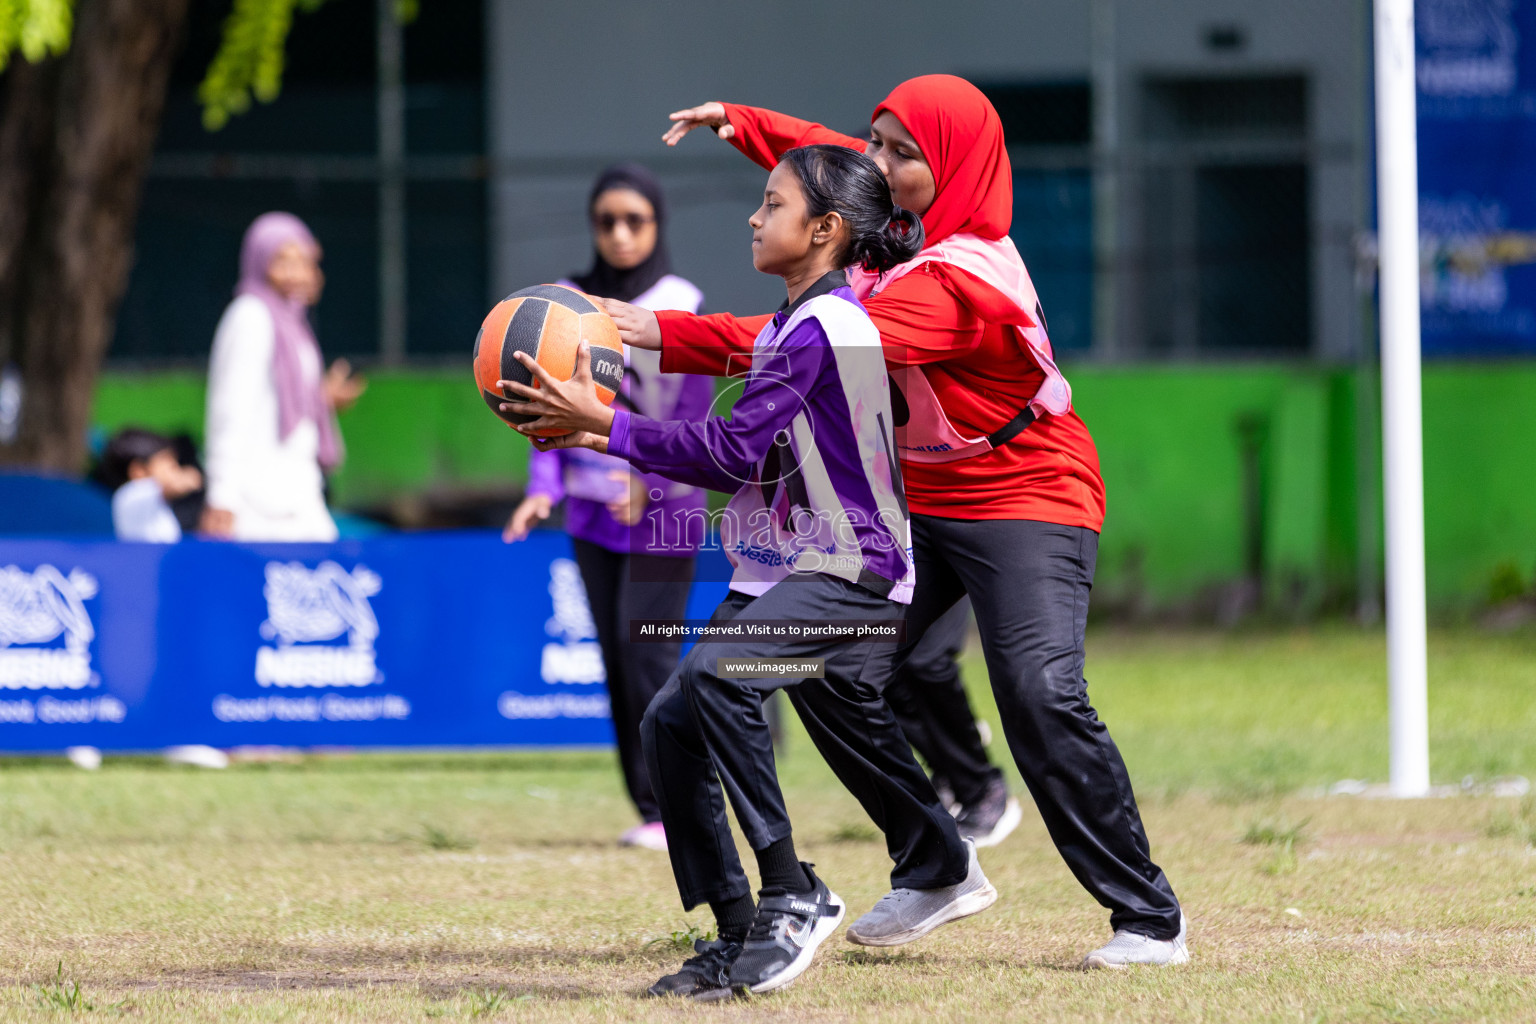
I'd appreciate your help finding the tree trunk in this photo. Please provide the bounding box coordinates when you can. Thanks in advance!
[0,0,190,472]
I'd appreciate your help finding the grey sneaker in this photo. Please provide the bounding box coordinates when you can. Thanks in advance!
[1082,914,1189,969]
[845,838,997,947]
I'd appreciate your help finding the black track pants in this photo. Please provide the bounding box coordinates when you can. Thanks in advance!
[897,515,1182,940]
[883,596,1003,808]
[640,574,968,910]
[571,539,694,824]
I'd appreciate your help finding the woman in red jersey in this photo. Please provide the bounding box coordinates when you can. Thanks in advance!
[606,75,1187,968]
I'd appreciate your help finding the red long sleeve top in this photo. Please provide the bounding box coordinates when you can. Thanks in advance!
[656,103,1106,529]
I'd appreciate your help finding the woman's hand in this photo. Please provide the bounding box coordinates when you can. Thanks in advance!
[324,359,368,412]
[503,493,552,542]
[595,298,662,351]
[198,505,236,539]
[606,470,648,526]
[499,340,616,437]
[663,102,733,146]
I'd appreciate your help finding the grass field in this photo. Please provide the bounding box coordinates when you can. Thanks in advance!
[2,627,1534,1022]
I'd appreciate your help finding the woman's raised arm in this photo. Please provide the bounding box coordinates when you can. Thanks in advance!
[594,297,663,350]
[662,102,735,145]
[655,310,772,377]
[662,102,867,170]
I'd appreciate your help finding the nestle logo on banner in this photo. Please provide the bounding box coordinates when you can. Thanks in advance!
[0,565,99,690]
[540,558,605,686]
[255,561,383,688]
[501,557,610,721]
[1417,0,1520,97]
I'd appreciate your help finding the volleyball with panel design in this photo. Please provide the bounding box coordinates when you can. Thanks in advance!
[473,284,624,437]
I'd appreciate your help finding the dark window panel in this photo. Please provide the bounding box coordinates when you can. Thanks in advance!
[1141,164,1186,355]
[404,0,484,152]
[1195,164,1310,352]
[405,181,488,356]
[157,86,378,154]
[1011,170,1093,352]
[406,83,484,154]
[404,0,484,84]
[979,81,1092,146]
[160,0,376,151]
[1143,75,1307,142]
[112,180,380,362]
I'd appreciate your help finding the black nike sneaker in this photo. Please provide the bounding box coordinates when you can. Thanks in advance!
[645,938,742,998]
[723,863,844,995]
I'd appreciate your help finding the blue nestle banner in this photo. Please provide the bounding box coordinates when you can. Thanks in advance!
[1417,0,1536,354]
[0,532,729,752]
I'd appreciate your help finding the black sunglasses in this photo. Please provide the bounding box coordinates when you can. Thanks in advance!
[593,212,655,234]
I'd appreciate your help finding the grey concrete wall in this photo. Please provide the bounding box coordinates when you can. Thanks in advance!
[485,0,1367,359]
[485,0,1088,317]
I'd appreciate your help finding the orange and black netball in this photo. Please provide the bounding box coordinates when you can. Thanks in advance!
[473,284,624,437]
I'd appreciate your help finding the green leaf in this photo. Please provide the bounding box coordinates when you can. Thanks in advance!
[197,0,333,131]
[0,0,76,72]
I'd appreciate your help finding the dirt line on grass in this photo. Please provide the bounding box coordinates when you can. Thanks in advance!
[119,967,613,1001]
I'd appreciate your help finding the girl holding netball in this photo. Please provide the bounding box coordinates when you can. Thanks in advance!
[501,144,995,999]
[608,76,1187,970]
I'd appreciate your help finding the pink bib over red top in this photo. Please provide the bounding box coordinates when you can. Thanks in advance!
[657,75,1106,530]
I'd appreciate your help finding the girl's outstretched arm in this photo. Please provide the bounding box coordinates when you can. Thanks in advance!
[505,342,759,495]
[617,319,831,490]
[527,412,752,496]
[605,413,743,494]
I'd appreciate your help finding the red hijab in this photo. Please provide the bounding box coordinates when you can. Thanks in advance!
[860,76,1072,415]
[872,75,1012,246]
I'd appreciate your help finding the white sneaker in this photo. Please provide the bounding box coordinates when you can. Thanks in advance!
[845,838,997,947]
[163,745,229,769]
[1082,914,1189,969]
[620,822,668,851]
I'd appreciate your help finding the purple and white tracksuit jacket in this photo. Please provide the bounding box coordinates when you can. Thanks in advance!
[608,271,914,602]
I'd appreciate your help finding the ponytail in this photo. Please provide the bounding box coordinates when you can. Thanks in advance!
[780,145,926,275]
[850,204,924,274]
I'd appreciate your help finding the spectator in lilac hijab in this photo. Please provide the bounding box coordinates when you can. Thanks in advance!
[204,212,366,541]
